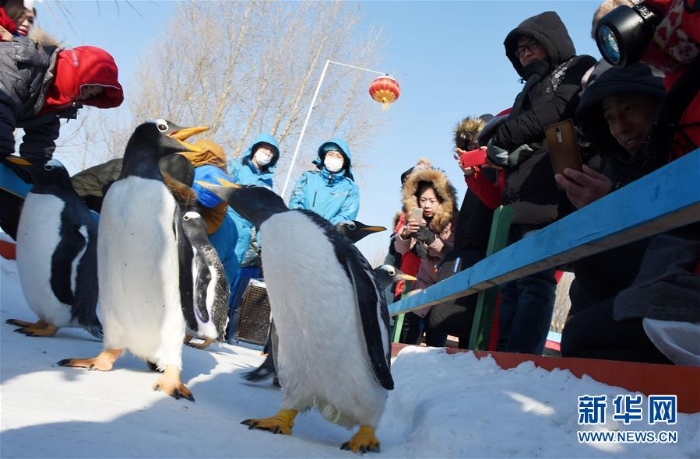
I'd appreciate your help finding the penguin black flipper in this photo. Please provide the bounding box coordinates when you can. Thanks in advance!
[303,211,394,391]
[176,208,198,332]
[50,221,85,306]
[71,224,103,339]
[342,251,394,390]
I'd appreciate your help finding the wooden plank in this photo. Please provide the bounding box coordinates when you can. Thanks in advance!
[389,149,700,316]
[468,205,512,350]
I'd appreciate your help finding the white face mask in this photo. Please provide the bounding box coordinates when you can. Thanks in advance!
[254,149,273,167]
[324,156,344,173]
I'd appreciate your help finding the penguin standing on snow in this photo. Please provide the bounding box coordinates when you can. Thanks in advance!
[243,220,390,385]
[244,263,415,387]
[3,157,102,339]
[58,120,202,401]
[202,183,394,453]
[160,162,231,350]
[180,210,230,348]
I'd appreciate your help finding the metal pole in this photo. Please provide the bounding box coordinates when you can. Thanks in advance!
[280,59,390,200]
[280,59,331,200]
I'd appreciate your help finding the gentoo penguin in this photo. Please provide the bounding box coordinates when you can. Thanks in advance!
[160,171,230,349]
[4,157,102,339]
[201,183,395,453]
[244,264,415,389]
[58,120,201,402]
[180,210,230,349]
[243,220,388,385]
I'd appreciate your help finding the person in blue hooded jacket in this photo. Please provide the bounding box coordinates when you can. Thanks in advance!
[288,138,359,224]
[226,133,281,341]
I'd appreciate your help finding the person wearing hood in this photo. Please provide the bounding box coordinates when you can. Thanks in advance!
[288,138,359,225]
[426,115,499,349]
[225,133,281,340]
[1,40,123,160]
[0,30,123,238]
[394,167,459,347]
[558,61,700,365]
[480,11,596,355]
[557,63,666,208]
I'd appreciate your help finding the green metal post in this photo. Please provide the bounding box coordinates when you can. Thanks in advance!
[468,205,513,350]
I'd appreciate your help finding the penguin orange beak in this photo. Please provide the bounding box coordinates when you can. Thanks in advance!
[395,273,417,282]
[176,139,203,154]
[4,156,32,166]
[169,125,209,141]
[362,226,386,233]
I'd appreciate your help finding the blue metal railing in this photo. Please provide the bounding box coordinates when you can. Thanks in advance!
[389,148,700,317]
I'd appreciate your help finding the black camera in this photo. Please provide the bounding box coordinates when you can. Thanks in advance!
[595,2,664,67]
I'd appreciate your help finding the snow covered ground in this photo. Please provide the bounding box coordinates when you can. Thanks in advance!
[1,255,698,458]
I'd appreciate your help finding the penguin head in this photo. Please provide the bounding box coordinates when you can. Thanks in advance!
[181,210,208,233]
[373,264,416,290]
[156,119,209,141]
[335,220,387,244]
[197,181,288,228]
[4,156,72,189]
[123,120,202,171]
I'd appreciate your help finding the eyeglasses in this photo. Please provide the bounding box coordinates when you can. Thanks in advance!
[515,41,540,59]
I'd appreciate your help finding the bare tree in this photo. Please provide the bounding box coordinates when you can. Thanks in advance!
[59,0,387,195]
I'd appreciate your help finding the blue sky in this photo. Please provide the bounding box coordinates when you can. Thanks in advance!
[39,0,603,262]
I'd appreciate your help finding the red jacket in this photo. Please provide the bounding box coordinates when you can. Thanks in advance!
[464,166,505,210]
[642,0,700,161]
[393,213,420,299]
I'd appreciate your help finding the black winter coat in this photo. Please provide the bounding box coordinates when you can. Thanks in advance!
[493,11,596,225]
[0,36,79,158]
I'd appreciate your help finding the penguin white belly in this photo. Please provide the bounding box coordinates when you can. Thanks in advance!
[261,212,386,428]
[97,178,185,368]
[15,193,74,327]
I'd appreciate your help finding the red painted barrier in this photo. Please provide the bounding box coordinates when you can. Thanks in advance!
[391,343,700,413]
[0,240,16,260]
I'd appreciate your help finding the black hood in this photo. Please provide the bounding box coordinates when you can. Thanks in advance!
[575,62,665,158]
[504,11,575,78]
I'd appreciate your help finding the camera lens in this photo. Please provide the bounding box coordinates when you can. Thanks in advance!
[596,25,621,66]
[595,3,662,67]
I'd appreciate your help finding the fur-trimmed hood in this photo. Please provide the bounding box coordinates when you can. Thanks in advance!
[453,115,492,150]
[401,167,458,234]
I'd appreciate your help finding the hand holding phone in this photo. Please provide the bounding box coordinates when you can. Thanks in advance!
[546,119,583,177]
[458,148,489,168]
[410,207,423,223]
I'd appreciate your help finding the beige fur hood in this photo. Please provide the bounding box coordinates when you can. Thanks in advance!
[401,167,458,234]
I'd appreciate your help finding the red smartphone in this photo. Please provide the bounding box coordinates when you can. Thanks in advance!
[459,148,488,168]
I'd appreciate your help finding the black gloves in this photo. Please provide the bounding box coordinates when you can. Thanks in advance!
[414,241,428,259]
[414,226,436,245]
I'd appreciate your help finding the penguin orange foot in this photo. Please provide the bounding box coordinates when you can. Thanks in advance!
[185,337,213,349]
[341,425,381,453]
[6,318,48,329]
[153,366,194,401]
[242,409,297,435]
[15,323,59,337]
[57,349,123,371]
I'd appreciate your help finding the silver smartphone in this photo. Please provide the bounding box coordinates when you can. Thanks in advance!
[410,207,423,222]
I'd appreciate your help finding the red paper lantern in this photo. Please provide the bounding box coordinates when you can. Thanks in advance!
[369,76,400,110]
